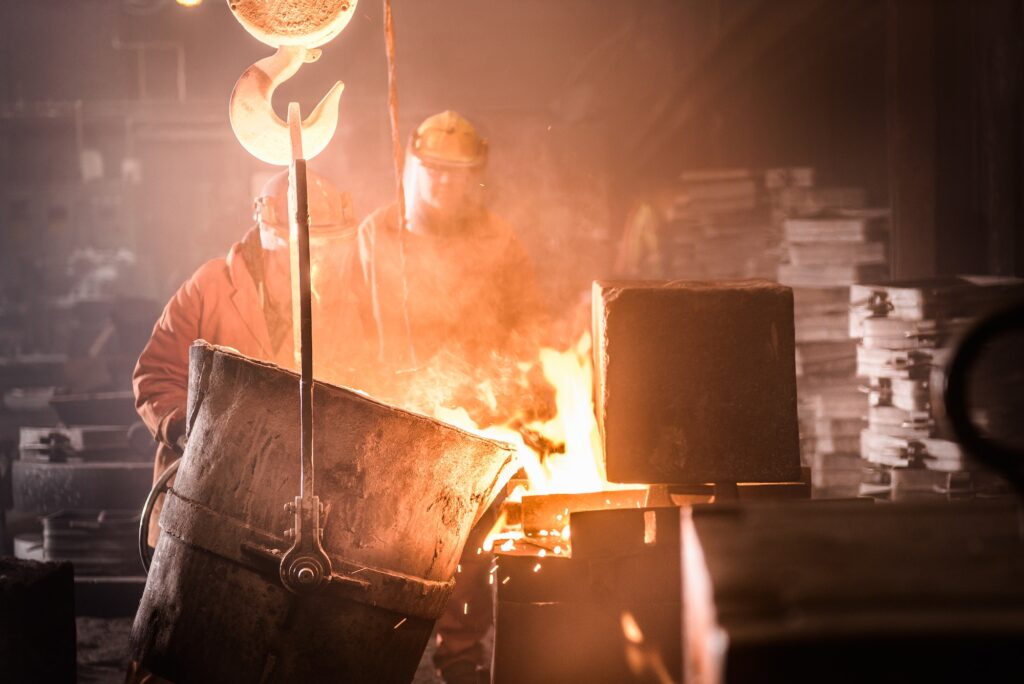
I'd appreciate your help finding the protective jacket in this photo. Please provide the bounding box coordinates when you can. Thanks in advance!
[351,202,546,675]
[351,204,546,387]
[133,226,363,543]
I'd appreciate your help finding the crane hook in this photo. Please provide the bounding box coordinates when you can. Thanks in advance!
[229,45,345,166]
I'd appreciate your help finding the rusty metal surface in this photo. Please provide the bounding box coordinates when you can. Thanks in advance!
[131,342,516,683]
[42,510,140,576]
[178,342,516,582]
[229,0,358,49]
[159,489,453,620]
[137,533,437,683]
[593,280,801,485]
[12,459,152,513]
[19,425,133,461]
[520,488,649,537]
[493,507,682,684]
[683,500,1024,684]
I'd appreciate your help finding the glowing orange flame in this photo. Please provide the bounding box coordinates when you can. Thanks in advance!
[431,331,646,555]
[434,332,630,496]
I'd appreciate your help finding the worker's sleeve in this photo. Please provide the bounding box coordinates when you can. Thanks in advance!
[132,271,205,449]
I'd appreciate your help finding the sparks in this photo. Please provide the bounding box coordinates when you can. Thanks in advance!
[426,332,649,557]
[533,563,542,573]
[621,611,644,644]
[393,618,406,629]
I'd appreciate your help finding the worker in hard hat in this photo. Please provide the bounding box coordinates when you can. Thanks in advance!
[349,110,548,394]
[347,111,548,684]
[132,169,360,547]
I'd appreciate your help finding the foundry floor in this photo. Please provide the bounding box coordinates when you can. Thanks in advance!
[75,617,448,683]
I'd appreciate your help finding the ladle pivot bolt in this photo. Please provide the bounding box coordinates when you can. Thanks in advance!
[284,556,327,591]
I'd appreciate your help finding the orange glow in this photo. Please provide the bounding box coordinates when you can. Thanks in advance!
[436,332,645,554]
[176,0,202,7]
[435,332,636,495]
[481,509,508,552]
[621,611,645,644]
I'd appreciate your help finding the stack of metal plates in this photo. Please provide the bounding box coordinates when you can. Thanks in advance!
[12,425,152,512]
[775,204,890,496]
[42,510,140,576]
[849,276,1024,499]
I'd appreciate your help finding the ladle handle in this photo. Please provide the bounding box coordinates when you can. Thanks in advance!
[279,104,333,594]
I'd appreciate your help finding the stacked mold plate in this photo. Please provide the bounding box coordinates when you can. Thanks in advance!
[850,277,1024,500]
[776,206,890,497]
[12,393,151,615]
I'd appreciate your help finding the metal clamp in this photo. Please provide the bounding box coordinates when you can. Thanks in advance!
[851,291,893,316]
[902,440,929,465]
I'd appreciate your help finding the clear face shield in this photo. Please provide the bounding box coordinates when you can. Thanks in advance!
[403,115,489,235]
[254,186,357,302]
[403,154,487,235]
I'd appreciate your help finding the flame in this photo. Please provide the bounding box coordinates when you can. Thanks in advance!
[423,331,645,556]
[433,332,625,496]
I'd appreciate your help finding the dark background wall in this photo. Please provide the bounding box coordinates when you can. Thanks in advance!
[0,0,1020,314]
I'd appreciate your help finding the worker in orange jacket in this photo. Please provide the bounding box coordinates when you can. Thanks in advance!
[132,170,360,546]
[348,111,549,684]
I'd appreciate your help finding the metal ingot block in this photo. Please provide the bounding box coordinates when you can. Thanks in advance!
[592,280,801,485]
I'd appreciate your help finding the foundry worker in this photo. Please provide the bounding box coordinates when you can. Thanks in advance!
[132,170,359,546]
[348,110,548,410]
[348,111,548,684]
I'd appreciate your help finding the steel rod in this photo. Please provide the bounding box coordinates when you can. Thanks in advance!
[295,160,314,498]
[287,104,314,500]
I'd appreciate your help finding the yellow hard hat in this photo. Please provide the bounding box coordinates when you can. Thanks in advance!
[255,169,355,236]
[410,111,488,168]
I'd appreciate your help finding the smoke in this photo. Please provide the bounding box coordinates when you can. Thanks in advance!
[361,340,557,431]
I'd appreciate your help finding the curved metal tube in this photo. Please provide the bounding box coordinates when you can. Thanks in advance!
[229,46,345,166]
[138,458,181,573]
[944,300,1024,496]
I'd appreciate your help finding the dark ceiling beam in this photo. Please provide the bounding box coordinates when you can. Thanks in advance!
[624,0,833,178]
[745,1,882,103]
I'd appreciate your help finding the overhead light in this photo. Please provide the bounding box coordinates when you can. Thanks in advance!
[176,0,202,7]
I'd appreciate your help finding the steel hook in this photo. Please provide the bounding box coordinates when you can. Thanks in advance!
[229,45,345,166]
